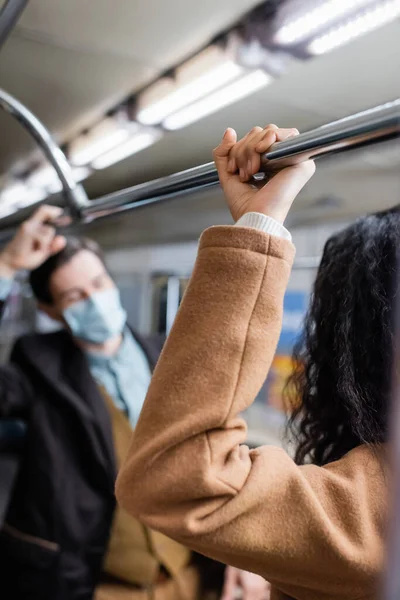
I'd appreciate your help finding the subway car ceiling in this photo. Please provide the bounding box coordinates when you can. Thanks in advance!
[0,0,399,248]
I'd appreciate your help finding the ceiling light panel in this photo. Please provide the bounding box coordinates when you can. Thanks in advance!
[163,70,271,131]
[136,44,244,126]
[69,116,138,167]
[307,0,400,54]
[26,164,92,195]
[274,0,376,45]
[92,129,163,170]
[0,181,47,216]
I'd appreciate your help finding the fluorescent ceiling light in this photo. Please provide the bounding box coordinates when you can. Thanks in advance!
[308,0,400,54]
[274,0,374,45]
[0,204,15,218]
[70,130,129,167]
[92,130,162,170]
[0,181,47,214]
[26,165,92,194]
[69,117,137,166]
[27,165,61,193]
[137,44,244,126]
[17,187,48,207]
[72,165,92,183]
[1,182,29,205]
[137,61,243,125]
[163,70,271,131]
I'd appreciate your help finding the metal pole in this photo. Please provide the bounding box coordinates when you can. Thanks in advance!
[0,88,89,217]
[261,99,400,169]
[81,99,400,223]
[0,98,398,232]
[0,0,29,51]
[165,277,181,335]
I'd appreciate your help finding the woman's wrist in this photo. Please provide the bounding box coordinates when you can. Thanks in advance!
[234,212,292,241]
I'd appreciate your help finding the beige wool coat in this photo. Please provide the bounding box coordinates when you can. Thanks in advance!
[116,226,387,600]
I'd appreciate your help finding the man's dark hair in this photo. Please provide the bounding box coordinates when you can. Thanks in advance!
[29,236,105,305]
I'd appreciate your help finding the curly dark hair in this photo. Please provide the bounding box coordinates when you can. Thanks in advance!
[286,205,400,466]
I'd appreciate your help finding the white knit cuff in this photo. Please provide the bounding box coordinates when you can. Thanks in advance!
[234,212,292,241]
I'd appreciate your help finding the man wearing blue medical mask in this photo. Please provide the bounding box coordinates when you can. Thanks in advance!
[29,225,152,430]
[0,205,269,600]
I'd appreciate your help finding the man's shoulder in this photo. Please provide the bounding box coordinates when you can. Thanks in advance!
[129,327,165,347]
[129,328,165,367]
[12,329,71,357]
[143,332,166,350]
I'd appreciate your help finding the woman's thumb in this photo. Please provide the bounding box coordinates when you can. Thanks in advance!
[213,128,237,160]
[213,128,238,187]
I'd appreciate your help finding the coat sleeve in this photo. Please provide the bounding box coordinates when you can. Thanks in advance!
[116,226,385,600]
[0,300,33,419]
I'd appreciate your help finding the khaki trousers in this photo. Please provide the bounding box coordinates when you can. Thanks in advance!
[95,566,216,600]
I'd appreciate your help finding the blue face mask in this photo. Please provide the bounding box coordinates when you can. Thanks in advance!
[63,288,127,344]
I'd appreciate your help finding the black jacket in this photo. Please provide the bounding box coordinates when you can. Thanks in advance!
[0,299,163,600]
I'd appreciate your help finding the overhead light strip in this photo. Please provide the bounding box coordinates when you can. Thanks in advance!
[0,181,47,216]
[68,116,142,167]
[26,164,92,194]
[137,61,243,126]
[92,129,163,170]
[163,70,271,131]
[274,0,376,45]
[2,1,398,190]
[308,0,400,54]
[69,129,131,167]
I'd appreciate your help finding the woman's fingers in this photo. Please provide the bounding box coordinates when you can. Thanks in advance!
[277,127,300,141]
[227,125,301,182]
[215,122,315,223]
[228,125,286,181]
[245,129,276,179]
[240,126,270,181]
[255,127,299,153]
[228,126,263,176]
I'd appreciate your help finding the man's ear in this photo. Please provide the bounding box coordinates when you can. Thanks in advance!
[37,302,63,323]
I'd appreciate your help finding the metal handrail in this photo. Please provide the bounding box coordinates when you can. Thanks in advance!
[0,88,89,218]
[0,3,90,218]
[81,98,400,223]
[0,97,398,229]
[0,0,29,51]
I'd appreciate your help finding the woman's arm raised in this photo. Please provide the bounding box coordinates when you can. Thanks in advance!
[116,128,385,599]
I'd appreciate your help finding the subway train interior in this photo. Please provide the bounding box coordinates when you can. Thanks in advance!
[0,1,399,599]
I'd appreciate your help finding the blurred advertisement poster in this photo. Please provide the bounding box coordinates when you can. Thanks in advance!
[266,355,296,413]
[257,291,307,414]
